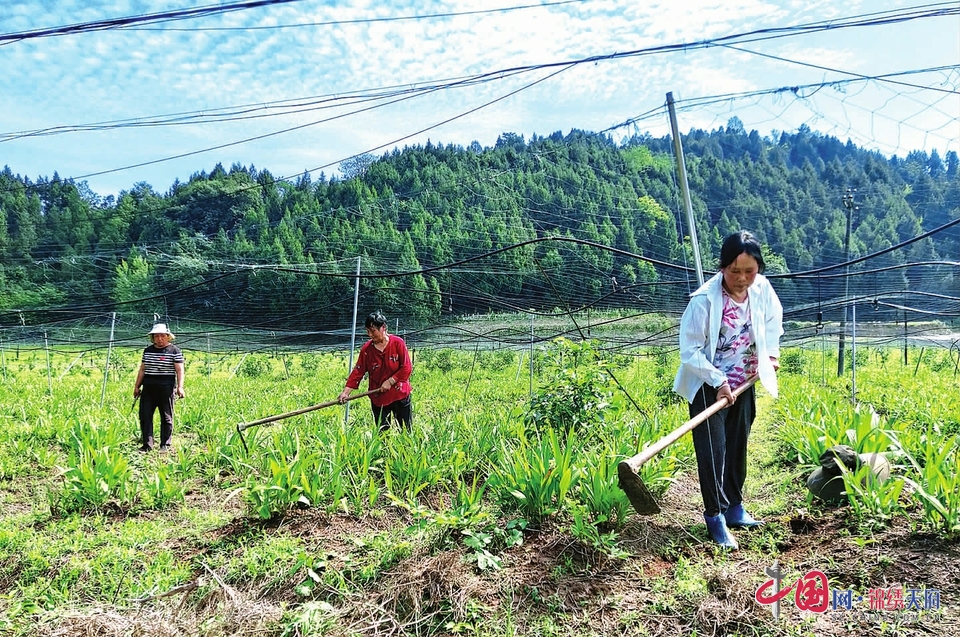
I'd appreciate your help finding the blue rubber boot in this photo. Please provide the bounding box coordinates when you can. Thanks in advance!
[704,514,739,549]
[724,503,765,528]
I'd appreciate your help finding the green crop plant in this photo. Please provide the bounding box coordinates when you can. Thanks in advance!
[326,421,382,480]
[899,433,960,538]
[59,416,127,452]
[621,410,691,500]
[488,427,579,522]
[841,403,901,452]
[165,441,206,478]
[777,398,898,466]
[449,474,489,525]
[297,353,322,373]
[216,429,259,478]
[53,421,136,513]
[0,436,45,480]
[142,463,187,509]
[243,432,332,519]
[419,413,482,485]
[568,503,629,562]
[238,354,272,378]
[830,353,960,435]
[574,443,633,532]
[8,340,960,637]
[419,348,455,373]
[839,462,906,531]
[778,349,806,375]
[450,411,504,479]
[383,428,442,502]
[322,421,383,512]
[392,475,494,545]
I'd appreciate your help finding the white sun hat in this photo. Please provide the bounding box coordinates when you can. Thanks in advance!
[148,323,173,337]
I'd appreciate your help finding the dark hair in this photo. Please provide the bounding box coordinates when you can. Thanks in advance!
[365,311,387,329]
[719,231,765,273]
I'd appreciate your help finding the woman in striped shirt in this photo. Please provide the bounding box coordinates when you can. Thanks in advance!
[133,323,185,452]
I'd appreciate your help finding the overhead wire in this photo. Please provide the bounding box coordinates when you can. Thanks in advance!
[3,3,957,190]
[0,0,309,44]
[603,64,960,136]
[3,4,958,353]
[119,0,590,32]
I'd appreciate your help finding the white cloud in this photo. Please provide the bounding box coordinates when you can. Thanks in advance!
[0,0,956,196]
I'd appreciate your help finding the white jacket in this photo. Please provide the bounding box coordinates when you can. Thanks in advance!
[673,272,783,403]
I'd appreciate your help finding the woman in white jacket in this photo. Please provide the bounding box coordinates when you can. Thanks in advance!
[673,231,783,549]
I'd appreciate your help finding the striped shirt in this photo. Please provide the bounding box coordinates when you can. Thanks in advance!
[141,344,184,386]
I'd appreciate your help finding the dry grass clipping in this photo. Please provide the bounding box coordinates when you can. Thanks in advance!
[35,572,284,637]
[375,552,492,628]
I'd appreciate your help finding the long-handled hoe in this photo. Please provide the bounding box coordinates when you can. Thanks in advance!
[235,389,380,453]
[618,376,757,515]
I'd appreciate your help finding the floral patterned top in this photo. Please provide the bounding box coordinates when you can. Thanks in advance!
[712,290,758,389]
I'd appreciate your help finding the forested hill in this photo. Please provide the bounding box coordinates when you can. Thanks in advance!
[1,123,958,331]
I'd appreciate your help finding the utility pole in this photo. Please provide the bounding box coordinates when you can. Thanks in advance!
[837,189,857,375]
[666,92,704,286]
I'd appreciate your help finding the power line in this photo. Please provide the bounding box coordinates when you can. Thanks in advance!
[0,0,308,44]
[718,44,960,96]
[120,0,589,32]
[603,64,960,135]
[4,3,957,188]
[0,73,524,141]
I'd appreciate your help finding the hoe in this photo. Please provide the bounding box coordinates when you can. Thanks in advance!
[236,389,380,453]
[618,376,757,515]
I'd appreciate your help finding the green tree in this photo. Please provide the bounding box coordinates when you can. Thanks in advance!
[112,253,155,312]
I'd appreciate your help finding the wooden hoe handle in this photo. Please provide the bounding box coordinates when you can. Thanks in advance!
[237,388,380,432]
[620,376,758,474]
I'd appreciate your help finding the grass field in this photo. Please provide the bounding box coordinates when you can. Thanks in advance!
[0,338,957,636]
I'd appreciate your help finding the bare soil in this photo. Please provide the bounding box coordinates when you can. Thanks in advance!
[36,468,959,637]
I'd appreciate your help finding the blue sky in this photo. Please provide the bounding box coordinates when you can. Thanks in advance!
[1,0,958,198]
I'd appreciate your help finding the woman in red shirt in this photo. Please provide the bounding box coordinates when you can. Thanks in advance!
[337,312,412,428]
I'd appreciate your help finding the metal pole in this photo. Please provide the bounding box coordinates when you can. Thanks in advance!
[345,256,361,426]
[44,331,52,395]
[666,91,704,286]
[838,189,856,375]
[100,312,116,408]
[903,308,908,366]
[529,313,535,398]
[821,327,826,386]
[851,303,857,403]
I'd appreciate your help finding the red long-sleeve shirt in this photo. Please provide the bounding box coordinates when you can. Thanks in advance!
[345,335,412,407]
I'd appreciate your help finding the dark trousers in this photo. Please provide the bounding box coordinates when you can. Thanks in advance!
[140,384,175,448]
[371,395,412,429]
[690,383,756,517]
